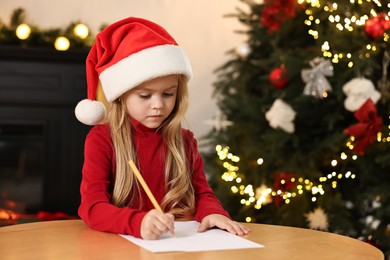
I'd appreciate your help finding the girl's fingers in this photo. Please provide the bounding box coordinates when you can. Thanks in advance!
[234,223,250,235]
[156,213,175,236]
[142,210,175,239]
[198,214,250,236]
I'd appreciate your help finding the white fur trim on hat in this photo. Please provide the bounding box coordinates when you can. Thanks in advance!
[75,99,106,126]
[99,44,192,102]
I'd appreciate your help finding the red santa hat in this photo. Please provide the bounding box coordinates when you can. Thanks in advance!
[75,17,192,125]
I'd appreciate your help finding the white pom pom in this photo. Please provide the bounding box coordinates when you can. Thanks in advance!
[75,99,106,125]
[342,78,381,112]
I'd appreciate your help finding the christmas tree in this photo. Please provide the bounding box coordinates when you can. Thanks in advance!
[203,0,390,256]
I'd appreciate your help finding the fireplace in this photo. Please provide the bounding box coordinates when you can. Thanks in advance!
[0,122,45,213]
[0,46,91,224]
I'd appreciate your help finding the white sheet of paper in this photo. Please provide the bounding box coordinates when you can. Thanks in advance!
[119,221,264,253]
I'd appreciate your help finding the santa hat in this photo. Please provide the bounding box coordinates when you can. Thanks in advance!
[75,17,192,125]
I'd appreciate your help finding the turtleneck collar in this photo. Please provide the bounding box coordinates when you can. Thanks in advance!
[130,117,162,137]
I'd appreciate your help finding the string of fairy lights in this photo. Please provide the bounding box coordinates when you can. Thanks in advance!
[216,116,389,222]
[298,0,390,67]
[13,22,91,51]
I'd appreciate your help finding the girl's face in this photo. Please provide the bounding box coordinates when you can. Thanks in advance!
[124,75,178,129]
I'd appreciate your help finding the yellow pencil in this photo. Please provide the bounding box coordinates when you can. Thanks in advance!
[128,160,175,236]
[128,160,163,212]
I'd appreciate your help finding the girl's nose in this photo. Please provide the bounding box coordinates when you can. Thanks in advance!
[151,96,163,109]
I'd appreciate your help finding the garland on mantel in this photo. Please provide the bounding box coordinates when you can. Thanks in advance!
[0,8,104,51]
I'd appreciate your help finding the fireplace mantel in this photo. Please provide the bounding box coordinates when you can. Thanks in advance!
[0,46,88,62]
[0,46,91,216]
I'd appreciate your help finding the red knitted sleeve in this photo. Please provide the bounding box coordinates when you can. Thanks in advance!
[78,125,146,237]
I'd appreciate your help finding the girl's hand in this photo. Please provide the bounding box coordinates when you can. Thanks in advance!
[140,209,175,240]
[198,214,250,236]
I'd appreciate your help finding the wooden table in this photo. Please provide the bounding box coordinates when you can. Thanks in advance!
[0,220,384,260]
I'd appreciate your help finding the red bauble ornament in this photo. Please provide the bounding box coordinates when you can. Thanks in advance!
[365,14,390,39]
[269,67,288,89]
[260,0,299,33]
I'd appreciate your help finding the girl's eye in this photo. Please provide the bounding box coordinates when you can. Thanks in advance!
[163,92,174,97]
[139,94,151,99]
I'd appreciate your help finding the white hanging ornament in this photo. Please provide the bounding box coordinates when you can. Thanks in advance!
[305,207,329,231]
[204,109,233,132]
[301,57,334,98]
[265,99,296,133]
[342,77,381,112]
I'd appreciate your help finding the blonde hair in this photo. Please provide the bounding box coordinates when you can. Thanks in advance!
[109,75,195,219]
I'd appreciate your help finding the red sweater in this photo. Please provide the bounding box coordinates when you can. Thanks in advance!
[78,119,230,237]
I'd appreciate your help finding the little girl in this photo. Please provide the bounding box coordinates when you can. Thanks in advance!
[75,17,249,240]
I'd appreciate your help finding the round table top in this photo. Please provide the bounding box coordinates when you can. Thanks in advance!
[0,219,384,260]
